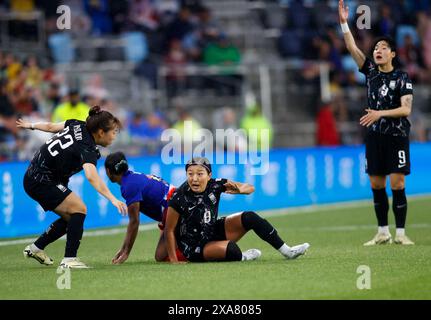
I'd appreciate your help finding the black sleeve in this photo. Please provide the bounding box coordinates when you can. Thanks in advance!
[359,58,376,76]
[168,191,184,215]
[400,72,413,97]
[64,119,81,127]
[81,146,99,166]
[212,178,228,195]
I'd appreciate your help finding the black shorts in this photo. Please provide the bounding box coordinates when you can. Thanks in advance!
[178,217,227,262]
[23,172,72,212]
[365,131,410,176]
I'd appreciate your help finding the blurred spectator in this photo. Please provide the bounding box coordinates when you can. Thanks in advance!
[240,104,273,151]
[213,106,247,152]
[164,39,188,97]
[417,12,431,70]
[83,74,109,104]
[51,89,90,122]
[128,0,160,32]
[203,34,242,95]
[398,34,422,81]
[316,102,340,146]
[84,0,113,35]
[108,0,129,34]
[24,56,43,88]
[165,6,194,44]
[172,105,202,154]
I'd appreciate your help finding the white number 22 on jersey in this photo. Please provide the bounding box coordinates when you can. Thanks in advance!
[46,127,74,157]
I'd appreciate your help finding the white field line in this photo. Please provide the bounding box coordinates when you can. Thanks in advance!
[1,194,430,247]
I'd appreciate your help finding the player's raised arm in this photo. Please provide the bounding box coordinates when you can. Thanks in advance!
[224,180,255,195]
[83,163,127,215]
[112,202,140,264]
[16,118,65,133]
[339,0,366,68]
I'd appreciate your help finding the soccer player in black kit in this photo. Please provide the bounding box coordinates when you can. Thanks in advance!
[339,0,414,245]
[165,157,310,263]
[16,106,128,268]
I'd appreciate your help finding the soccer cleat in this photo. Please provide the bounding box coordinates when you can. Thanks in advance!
[363,233,392,246]
[394,235,415,245]
[60,258,90,269]
[23,245,54,265]
[285,243,310,259]
[242,249,262,261]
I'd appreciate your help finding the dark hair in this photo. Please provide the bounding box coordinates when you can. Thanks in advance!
[105,151,129,175]
[185,157,212,174]
[86,106,122,134]
[373,36,397,53]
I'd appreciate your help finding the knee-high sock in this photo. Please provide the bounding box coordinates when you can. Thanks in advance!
[34,218,68,250]
[372,188,389,227]
[392,189,407,229]
[241,211,284,250]
[65,213,86,258]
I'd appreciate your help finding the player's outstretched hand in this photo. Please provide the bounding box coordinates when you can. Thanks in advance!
[112,249,129,264]
[339,0,349,23]
[224,181,240,194]
[112,199,128,215]
[16,118,31,130]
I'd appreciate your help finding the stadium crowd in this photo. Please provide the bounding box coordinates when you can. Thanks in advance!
[1,0,431,161]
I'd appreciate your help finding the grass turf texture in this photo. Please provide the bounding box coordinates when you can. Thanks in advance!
[1,197,430,300]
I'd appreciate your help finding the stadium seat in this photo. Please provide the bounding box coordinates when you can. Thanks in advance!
[48,33,75,64]
[122,32,148,63]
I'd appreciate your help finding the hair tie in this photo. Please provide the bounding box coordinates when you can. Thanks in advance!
[115,160,127,172]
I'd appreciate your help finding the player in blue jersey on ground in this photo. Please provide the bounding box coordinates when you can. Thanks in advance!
[104,152,186,264]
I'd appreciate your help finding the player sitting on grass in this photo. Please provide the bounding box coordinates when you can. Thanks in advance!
[105,152,186,263]
[165,157,310,263]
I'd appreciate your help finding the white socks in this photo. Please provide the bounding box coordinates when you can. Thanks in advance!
[30,243,42,252]
[378,226,406,237]
[396,228,405,237]
[378,226,390,235]
[278,243,291,257]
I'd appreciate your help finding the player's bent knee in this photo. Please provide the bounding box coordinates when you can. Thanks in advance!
[241,211,260,230]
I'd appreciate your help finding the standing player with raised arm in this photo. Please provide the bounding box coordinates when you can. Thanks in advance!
[339,0,414,245]
[17,106,128,268]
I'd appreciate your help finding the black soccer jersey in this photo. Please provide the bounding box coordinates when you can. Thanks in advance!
[27,119,100,185]
[168,178,227,248]
[360,58,413,137]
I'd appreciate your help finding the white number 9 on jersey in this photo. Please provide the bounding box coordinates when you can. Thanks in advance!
[46,127,74,157]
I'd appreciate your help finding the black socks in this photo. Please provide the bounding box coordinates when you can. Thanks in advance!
[34,218,68,250]
[225,241,242,261]
[392,189,407,229]
[241,211,284,250]
[372,188,389,227]
[65,213,86,258]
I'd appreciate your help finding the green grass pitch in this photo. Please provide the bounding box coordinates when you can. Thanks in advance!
[1,197,430,300]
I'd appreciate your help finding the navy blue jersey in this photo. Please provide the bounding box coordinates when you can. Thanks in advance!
[360,58,413,137]
[168,178,227,248]
[28,119,100,185]
[120,170,171,222]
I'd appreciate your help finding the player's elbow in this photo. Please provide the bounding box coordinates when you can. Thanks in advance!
[402,107,411,117]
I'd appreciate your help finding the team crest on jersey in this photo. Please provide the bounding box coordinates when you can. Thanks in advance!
[389,80,396,90]
[208,193,217,204]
